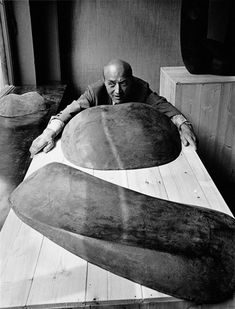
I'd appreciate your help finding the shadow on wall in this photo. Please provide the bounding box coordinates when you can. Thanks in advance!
[57,1,79,98]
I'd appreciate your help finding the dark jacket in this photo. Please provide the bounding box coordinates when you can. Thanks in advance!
[55,77,181,123]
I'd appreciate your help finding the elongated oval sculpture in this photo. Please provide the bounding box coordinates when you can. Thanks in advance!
[10,163,235,304]
[61,103,181,169]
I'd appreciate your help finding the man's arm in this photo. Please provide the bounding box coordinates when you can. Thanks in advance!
[171,115,197,150]
[29,88,94,157]
[146,92,197,150]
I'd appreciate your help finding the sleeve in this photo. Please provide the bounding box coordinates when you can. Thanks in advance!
[145,91,182,119]
[52,86,95,124]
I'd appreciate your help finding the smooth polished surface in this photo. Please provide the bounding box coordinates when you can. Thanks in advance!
[0,141,234,308]
[61,103,181,170]
[10,162,235,303]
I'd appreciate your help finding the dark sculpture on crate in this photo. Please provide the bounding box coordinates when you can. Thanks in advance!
[181,0,235,75]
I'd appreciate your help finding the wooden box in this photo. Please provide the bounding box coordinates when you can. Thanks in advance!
[160,66,235,184]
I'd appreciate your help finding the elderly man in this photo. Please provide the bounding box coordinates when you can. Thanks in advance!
[30,59,197,156]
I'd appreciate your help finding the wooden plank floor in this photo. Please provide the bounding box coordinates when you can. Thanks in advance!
[0,140,234,308]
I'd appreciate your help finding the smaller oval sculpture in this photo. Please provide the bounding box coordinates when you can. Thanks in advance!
[0,91,52,226]
[0,92,47,117]
[61,103,182,170]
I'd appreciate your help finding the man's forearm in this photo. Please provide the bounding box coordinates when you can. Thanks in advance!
[171,114,191,129]
[171,115,197,150]
[47,117,65,136]
[52,100,82,124]
[43,100,81,137]
[50,87,94,126]
[146,92,183,119]
[148,91,197,149]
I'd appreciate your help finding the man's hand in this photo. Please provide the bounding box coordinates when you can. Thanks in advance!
[179,122,197,150]
[29,128,56,158]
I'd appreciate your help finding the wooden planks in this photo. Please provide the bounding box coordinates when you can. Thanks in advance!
[26,238,87,306]
[0,140,234,308]
[182,146,232,215]
[160,66,235,186]
[107,272,142,302]
[160,66,235,85]
[86,263,108,303]
[0,221,42,308]
[158,153,209,207]
[0,140,66,308]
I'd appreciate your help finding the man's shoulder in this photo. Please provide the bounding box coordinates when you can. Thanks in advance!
[133,76,149,89]
[87,80,109,104]
[130,76,151,102]
[88,80,106,93]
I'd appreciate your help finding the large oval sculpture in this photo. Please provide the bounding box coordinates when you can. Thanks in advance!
[10,163,235,304]
[61,103,181,170]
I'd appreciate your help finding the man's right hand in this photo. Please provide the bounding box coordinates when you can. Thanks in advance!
[29,128,56,158]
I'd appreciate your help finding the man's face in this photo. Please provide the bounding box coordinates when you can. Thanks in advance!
[104,65,133,104]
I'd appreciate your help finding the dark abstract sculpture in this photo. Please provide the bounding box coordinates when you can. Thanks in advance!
[10,162,235,304]
[61,103,181,170]
[181,0,235,75]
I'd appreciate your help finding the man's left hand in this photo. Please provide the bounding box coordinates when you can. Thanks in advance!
[179,122,197,150]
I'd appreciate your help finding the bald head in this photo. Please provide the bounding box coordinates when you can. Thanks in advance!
[103,59,133,79]
[103,59,133,104]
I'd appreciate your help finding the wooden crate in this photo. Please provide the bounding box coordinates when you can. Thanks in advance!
[160,66,235,185]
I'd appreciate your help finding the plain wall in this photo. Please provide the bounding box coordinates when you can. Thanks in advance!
[58,0,183,96]
[7,0,184,93]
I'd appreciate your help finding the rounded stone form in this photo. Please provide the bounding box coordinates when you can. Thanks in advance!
[10,162,235,304]
[0,92,47,117]
[61,102,181,170]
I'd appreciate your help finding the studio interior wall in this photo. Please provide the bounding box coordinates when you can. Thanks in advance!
[58,0,183,96]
